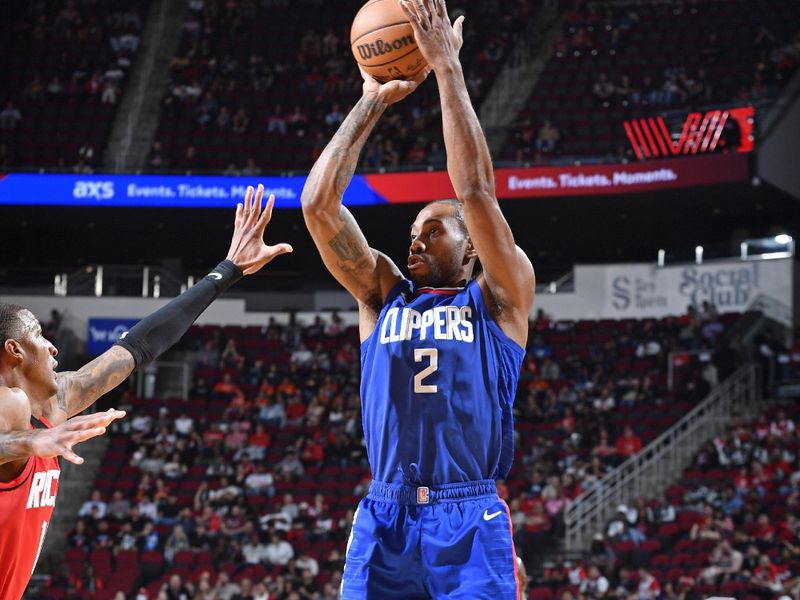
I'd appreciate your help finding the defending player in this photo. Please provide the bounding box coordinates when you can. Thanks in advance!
[300,0,535,596]
[0,186,291,598]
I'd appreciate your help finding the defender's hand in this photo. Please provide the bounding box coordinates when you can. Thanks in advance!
[361,66,432,106]
[32,409,126,465]
[399,0,464,71]
[227,184,293,275]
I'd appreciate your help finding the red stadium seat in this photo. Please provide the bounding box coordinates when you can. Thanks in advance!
[529,586,554,600]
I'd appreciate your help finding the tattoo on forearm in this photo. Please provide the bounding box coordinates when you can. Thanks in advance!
[56,385,68,412]
[329,96,386,197]
[0,430,37,466]
[302,95,385,211]
[59,347,135,415]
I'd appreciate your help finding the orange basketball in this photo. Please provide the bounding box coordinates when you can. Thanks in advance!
[350,0,427,83]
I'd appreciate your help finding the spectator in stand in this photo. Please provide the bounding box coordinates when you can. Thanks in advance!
[535,120,560,154]
[214,571,240,600]
[79,490,108,519]
[637,567,660,600]
[220,339,245,369]
[0,101,22,131]
[586,533,616,575]
[593,429,615,459]
[324,103,345,128]
[164,525,190,563]
[241,157,262,176]
[267,105,287,135]
[593,73,616,106]
[176,145,204,172]
[107,491,131,521]
[276,448,304,480]
[290,343,313,367]
[231,108,250,134]
[264,532,294,565]
[148,141,170,171]
[174,412,193,436]
[700,539,743,584]
[615,425,643,458]
[690,504,733,541]
[245,466,275,497]
[771,409,796,439]
[579,564,609,598]
[213,373,246,405]
[286,105,309,137]
[750,554,784,595]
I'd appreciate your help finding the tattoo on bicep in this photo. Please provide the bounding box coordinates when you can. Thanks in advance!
[56,382,68,412]
[328,223,367,264]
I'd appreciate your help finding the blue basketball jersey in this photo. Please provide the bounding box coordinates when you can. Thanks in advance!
[359,278,525,486]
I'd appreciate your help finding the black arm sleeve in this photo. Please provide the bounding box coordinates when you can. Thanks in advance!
[115,260,242,370]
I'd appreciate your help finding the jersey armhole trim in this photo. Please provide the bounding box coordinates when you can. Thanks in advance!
[469,280,527,357]
[0,457,34,492]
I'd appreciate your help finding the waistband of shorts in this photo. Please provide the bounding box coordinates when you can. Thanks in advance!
[366,479,497,505]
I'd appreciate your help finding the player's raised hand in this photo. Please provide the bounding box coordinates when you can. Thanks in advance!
[226,184,293,275]
[32,409,126,465]
[361,65,432,105]
[398,0,464,71]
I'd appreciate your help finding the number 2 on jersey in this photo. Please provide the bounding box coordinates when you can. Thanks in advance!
[414,348,438,393]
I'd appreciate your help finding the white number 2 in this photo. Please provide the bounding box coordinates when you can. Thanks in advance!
[414,348,438,393]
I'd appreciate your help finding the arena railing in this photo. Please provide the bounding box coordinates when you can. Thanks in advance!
[563,362,761,551]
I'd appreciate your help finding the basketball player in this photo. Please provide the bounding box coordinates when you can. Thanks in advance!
[300,0,535,596]
[0,186,291,598]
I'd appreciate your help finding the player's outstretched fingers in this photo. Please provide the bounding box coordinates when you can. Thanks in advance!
[398,0,422,28]
[61,447,85,465]
[257,193,276,231]
[70,426,107,445]
[411,0,430,28]
[250,184,264,224]
[96,408,126,428]
[67,409,125,431]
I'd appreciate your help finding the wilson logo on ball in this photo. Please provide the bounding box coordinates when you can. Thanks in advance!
[356,35,415,60]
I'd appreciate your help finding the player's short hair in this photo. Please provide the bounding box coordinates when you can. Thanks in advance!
[0,303,27,347]
[429,199,467,237]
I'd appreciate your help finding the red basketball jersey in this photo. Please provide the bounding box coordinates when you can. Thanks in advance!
[0,416,60,600]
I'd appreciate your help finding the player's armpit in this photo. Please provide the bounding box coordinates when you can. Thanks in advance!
[476,238,536,313]
[54,345,135,419]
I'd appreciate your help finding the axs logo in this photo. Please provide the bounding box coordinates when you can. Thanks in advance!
[73,180,114,200]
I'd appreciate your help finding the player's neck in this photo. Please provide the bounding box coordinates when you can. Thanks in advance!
[0,370,50,418]
[415,276,469,290]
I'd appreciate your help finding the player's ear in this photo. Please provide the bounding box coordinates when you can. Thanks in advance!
[3,338,24,364]
[463,237,478,263]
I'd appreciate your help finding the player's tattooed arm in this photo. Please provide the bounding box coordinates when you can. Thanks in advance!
[301,93,403,309]
[54,346,135,418]
[0,391,124,468]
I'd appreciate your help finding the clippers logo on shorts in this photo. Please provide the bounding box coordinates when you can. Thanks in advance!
[416,487,430,504]
[26,470,60,509]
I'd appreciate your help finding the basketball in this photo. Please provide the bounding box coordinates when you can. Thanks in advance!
[351,0,428,83]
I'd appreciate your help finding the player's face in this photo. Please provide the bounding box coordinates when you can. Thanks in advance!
[408,203,470,288]
[16,310,59,396]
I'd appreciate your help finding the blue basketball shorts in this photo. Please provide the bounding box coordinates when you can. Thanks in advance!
[340,479,520,599]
